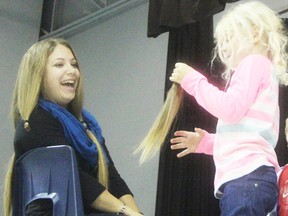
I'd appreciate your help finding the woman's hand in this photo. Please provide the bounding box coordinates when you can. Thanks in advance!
[123,206,144,216]
[91,190,144,215]
[169,62,195,84]
[170,128,205,157]
[119,194,143,216]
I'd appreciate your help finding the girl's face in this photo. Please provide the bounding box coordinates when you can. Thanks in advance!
[218,25,267,70]
[42,44,80,108]
[219,35,252,69]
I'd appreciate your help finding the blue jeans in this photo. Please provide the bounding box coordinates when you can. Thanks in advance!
[219,166,278,216]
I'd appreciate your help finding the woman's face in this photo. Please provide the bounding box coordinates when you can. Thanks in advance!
[42,44,80,108]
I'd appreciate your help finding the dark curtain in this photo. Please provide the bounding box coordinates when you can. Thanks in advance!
[276,18,288,166]
[147,0,225,38]
[148,1,226,215]
[147,0,241,38]
[155,19,223,216]
[149,1,226,216]
[277,86,288,166]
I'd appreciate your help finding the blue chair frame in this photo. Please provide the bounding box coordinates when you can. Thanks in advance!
[12,145,84,216]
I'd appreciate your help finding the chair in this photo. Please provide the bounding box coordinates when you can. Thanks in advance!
[268,165,288,216]
[277,164,288,216]
[12,145,84,216]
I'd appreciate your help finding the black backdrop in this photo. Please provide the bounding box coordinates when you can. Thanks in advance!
[276,19,288,167]
[154,18,222,216]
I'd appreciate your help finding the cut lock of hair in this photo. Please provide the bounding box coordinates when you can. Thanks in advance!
[134,84,183,164]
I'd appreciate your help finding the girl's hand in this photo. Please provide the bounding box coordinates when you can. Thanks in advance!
[170,128,205,158]
[169,62,195,84]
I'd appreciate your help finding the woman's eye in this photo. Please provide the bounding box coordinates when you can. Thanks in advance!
[54,63,64,67]
[71,63,78,68]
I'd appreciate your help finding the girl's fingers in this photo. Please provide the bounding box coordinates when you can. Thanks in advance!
[170,137,185,144]
[177,149,189,158]
[170,143,187,150]
[175,62,186,68]
[174,130,190,137]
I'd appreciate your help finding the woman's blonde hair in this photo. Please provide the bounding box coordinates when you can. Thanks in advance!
[214,1,288,84]
[4,38,108,216]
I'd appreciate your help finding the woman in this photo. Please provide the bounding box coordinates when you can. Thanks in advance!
[4,38,143,216]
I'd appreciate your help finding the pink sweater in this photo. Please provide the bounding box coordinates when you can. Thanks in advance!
[181,54,280,198]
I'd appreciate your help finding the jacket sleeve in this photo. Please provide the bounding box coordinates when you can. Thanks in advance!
[101,140,133,198]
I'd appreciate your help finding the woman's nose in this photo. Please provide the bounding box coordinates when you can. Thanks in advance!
[66,64,76,74]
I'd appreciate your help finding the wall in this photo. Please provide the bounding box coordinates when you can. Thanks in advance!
[66,2,168,215]
[0,0,43,214]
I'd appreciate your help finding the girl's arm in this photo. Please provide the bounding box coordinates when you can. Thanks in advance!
[170,55,272,123]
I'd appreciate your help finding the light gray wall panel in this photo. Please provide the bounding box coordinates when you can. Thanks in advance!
[66,2,168,215]
[0,0,43,214]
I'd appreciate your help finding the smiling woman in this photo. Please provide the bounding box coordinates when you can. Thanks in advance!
[4,38,144,216]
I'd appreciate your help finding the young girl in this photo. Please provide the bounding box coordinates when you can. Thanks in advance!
[169,1,288,215]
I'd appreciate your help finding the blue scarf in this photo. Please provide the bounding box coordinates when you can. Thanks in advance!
[38,99,107,168]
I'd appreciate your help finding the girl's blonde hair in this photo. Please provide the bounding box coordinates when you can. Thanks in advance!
[214,1,288,84]
[4,38,108,216]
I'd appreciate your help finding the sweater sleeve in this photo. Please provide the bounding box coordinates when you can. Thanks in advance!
[195,130,215,155]
[181,55,272,123]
